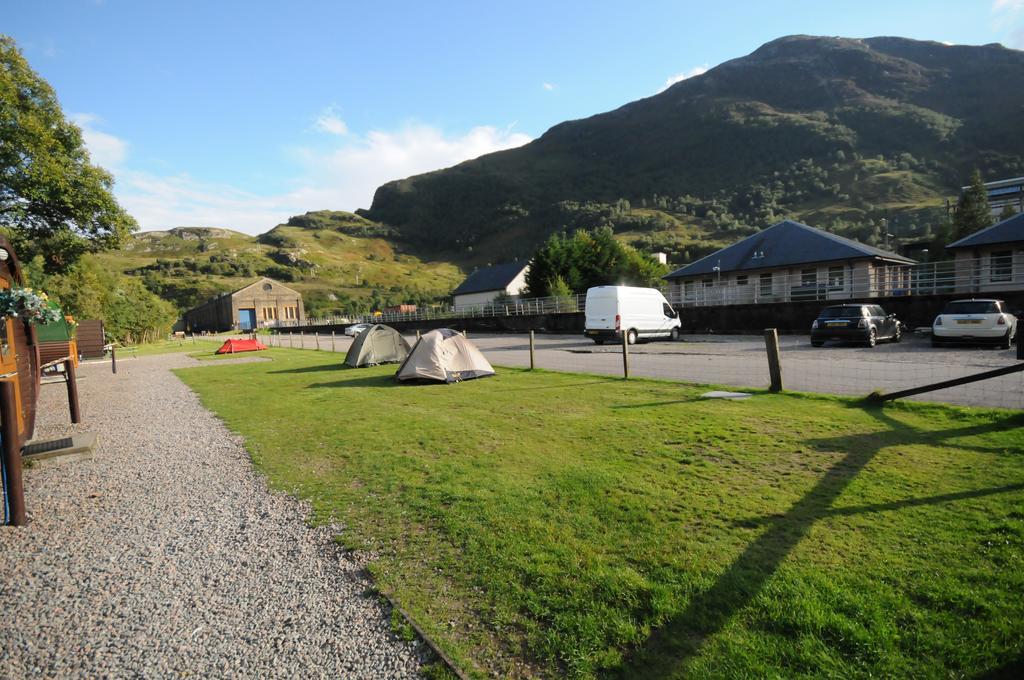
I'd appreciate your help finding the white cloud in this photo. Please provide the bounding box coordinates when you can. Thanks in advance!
[110,122,532,234]
[314,107,349,136]
[993,0,1024,11]
[542,82,556,91]
[117,172,298,234]
[283,123,532,221]
[71,113,128,170]
[992,0,1024,45]
[659,64,709,93]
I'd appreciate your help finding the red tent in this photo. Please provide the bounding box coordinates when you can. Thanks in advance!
[215,338,268,354]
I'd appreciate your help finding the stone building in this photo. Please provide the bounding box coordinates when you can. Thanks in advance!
[183,277,304,332]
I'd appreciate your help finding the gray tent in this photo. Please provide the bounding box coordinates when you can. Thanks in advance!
[395,329,495,383]
[344,324,411,367]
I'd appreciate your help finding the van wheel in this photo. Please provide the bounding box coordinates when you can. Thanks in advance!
[670,328,680,342]
[627,329,638,345]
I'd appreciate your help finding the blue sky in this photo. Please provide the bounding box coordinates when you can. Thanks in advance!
[5,1,1023,234]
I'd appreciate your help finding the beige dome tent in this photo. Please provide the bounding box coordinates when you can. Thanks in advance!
[344,324,412,367]
[395,329,495,383]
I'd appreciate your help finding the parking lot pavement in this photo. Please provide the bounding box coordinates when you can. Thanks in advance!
[468,333,1023,409]
[272,331,1023,409]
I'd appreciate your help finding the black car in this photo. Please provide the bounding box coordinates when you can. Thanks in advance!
[810,304,902,348]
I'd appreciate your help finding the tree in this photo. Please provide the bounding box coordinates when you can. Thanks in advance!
[998,204,1018,222]
[952,169,993,241]
[0,35,136,273]
[525,226,668,296]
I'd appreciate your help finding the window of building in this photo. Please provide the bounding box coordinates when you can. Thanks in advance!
[283,306,297,320]
[702,279,713,288]
[801,268,818,286]
[759,273,773,296]
[262,307,278,321]
[827,265,845,289]
[736,275,748,286]
[262,282,273,291]
[991,250,1012,282]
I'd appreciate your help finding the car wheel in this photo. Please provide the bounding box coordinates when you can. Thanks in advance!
[867,328,877,348]
[1000,330,1012,350]
[892,324,902,343]
[811,340,824,347]
[670,328,680,342]
[627,329,638,345]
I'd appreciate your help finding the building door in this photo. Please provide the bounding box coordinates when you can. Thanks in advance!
[238,308,257,331]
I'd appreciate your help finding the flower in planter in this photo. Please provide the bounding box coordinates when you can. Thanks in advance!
[0,287,64,325]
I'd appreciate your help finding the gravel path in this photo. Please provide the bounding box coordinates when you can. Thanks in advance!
[0,354,426,678]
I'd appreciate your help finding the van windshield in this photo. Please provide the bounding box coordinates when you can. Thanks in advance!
[819,306,864,318]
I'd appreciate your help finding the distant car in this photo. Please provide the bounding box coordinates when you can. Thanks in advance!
[932,299,1017,348]
[344,323,371,337]
[810,303,902,348]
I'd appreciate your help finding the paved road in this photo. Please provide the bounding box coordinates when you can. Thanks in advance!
[269,331,1023,409]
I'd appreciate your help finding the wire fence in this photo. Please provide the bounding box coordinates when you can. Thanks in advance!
[289,254,1023,330]
[263,329,1024,410]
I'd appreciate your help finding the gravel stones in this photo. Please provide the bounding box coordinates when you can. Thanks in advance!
[0,354,426,678]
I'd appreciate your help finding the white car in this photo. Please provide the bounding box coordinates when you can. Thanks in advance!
[932,299,1018,348]
[344,323,371,337]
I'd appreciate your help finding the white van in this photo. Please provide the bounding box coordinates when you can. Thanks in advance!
[584,286,681,344]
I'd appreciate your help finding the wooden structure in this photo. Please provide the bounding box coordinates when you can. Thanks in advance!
[37,311,78,369]
[0,235,40,525]
[183,277,304,332]
[75,319,106,359]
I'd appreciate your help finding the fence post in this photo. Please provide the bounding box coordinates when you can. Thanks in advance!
[416,330,421,340]
[1,380,26,526]
[529,330,535,370]
[621,330,630,379]
[764,328,783,393]
[331,331,336,352]
[110,345,117,374]
[65,358,81,424]
[315,332,320,351]
[300,331,304,349]
[463,330,468,338]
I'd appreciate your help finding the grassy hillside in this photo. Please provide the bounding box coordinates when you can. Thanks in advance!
[363,35,1024,264]
[95,212,463,317]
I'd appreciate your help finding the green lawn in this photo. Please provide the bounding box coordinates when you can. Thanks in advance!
[175,349,1024,679]
[118,337,223,357]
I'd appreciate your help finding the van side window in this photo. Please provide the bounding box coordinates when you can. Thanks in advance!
[663,303,676,318]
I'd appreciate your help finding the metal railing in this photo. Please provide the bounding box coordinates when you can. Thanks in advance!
[293,256,1022,327]
[665,256,1023,307]
[303,293,588,327]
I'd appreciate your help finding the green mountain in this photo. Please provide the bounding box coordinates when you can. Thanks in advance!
[94,211,462,317]
[362,35,1024,265]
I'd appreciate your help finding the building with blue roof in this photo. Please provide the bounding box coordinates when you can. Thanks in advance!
[946,211,1024,294]
[663,220,916,306]
[452,261,530,311]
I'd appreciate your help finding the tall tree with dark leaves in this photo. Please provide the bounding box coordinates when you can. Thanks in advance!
[952,169,993,241]
[0,35,136,273]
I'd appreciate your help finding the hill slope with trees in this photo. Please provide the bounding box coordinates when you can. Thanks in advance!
[362,35,1024,265]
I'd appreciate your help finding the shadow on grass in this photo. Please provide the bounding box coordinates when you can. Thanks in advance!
[604,405,1024,678]
[307,374,402,389]
[498,380,618,392]
[269,363,350,374]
